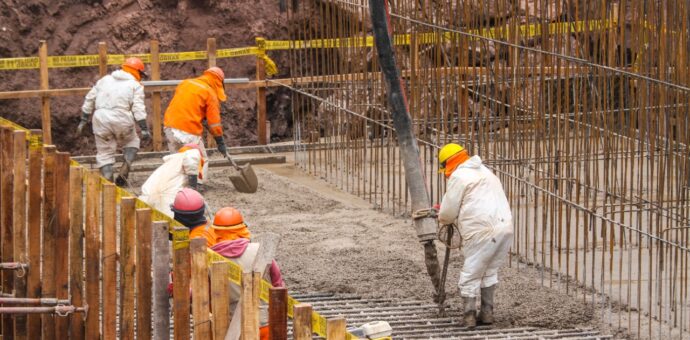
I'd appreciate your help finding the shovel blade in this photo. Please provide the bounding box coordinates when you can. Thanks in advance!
[229,163,258,193]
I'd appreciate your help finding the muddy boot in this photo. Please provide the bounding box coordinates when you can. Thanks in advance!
[478,285,496,325]
[462,296,477,328]
[116,147,138,187]
[100,164,114,182]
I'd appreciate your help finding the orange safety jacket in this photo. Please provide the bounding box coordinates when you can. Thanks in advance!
[189,223,218,248]
[164,74,224,137]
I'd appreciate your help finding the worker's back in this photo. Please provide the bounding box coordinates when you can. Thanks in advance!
[164,77,218,135]
[83,70,145,134]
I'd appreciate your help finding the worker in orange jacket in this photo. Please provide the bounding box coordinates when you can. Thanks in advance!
[164,66,228,182]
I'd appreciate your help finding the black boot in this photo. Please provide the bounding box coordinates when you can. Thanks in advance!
[116,147,138,186]
[478,285,496,325]
[187,174,199,190]
[100,164,114,182]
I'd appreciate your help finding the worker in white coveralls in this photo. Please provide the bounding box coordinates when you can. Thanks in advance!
[138,143,206,218]
[437,143,514,328]
[77,57,151,186]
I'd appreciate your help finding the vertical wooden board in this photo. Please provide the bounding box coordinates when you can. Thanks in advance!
[120,197,137,340]
[0,127,14,339]
[292,304,313,340]
[102,183,117,340]
[98,42,108,77]
[150,40,162,151]
[268,287,288,340]
[190,238,212,339]
[210,262,231,340]
[54,152,71,337]
[151,221,170,340]
[26,134,43,340]
[241,272,258,339]
[69,166,85,340]
[206,37,218,149]
[136,209,153,340]
[172,230,191,340]
[39,40,51,144]
[326,318,346,340]
[12,130,27,339]
[256,41,267,145]
[84,170,101,340]
[41,145,57,340]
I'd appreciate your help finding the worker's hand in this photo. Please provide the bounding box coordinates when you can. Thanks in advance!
[77,120,87,135]
[214,135,228,157]
[136,119,151,141]
[140,129,151,141]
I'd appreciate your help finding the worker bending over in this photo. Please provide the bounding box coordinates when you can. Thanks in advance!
[139,143,206,217]
[437,143,514,328]
[164,66,229,181]
[78,57,151,185]
[170,188,217,247]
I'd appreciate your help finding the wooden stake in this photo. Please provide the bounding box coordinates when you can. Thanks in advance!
[268,287,288,340]
[40,145,56,340]
[84,170,101,340]
[69,166,85,340]
[256,37,268,145]
[26,132,42,340]
[0,127,14,339]
[98,42,108,77]
[206,37,218,149]
[120,197,137,340]
[190,238,212,339]
[39,41,51,144]
[172,227,191,340]
[210,262,231,340]
[292,303,313,340]
[102,183,117,340]
[136,209,153,340]
[151,221,170,340]
[326,317,346,340]
[150,40,163,151]
[12,130,27,338]
[241,272,259,339]
[54,152,71,337]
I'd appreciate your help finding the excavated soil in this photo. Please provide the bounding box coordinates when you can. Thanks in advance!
[126,159,612,332]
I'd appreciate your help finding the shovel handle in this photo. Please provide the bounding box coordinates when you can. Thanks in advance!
[224,152,240,169]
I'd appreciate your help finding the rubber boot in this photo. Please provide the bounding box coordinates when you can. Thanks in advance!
[116,147,138,187]
[462,296,477,328]
[100,164,114,182]
[478,285,496,325]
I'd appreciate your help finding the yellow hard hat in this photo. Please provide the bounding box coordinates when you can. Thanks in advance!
[438,143,464,172]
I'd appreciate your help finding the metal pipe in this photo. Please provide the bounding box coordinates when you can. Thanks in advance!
[0,262,28,270]
[0,305,87,316]
[0,297,70,305]
[141,78,250,87]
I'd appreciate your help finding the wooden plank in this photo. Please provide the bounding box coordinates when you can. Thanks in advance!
[68,166,85,340]
[151,221,171,340]
[0,127,14,339]
[172,228,191,340]
[41,145,56,340]
[127,155,286,173]
[25,132,43,340]
[268,287,288,340]
[120,197,137,340]
[326,318,346,340]
[54,152,71,337]
[84,170,101,340]
[241,272,259,339]
[292,303,313,340]
[150,40,162,151]
[39,40,51,145]
[12,130,27,339]
[206,37,217,149]
[136,209,153,340]
[98,42,108,77]
[256,38,267,145]
[190,238,212,339]
[102,183,117,340]
[210,262,231,340]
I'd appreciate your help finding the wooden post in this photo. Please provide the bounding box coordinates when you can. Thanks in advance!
[137,208,153,340]
[206,37,218,149]
[120,197,137,340]
[102,183,117,340]
[151,221,171,340]
[326,318,346,340]
[150,40,163,151]
[54,152,71,337]
[0,127,14,339]
[84,170,101,340]
[39,41,51,144]
[292,303,313,340]
[172,227,191,340]
[26,131,43,340]
[268,287,288,340]
[12,130,27,338]
[241,272,259,339]
[190,238,212,339]
[256,37,268,145]
[98,42,108,77]
[69,166,85,340]
[41,145,56,339]
[210,262,231,340]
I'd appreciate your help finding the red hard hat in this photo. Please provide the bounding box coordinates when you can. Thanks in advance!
[171,188,205,212]
[122,57,145,72]
[213,207,243,227]
[204,66,225,82]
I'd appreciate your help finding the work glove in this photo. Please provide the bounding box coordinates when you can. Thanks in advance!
[137,119,151,141]
[215,135,229,157]
[76,112,89,135]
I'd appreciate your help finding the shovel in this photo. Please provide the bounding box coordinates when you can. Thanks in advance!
[223,152,259,193]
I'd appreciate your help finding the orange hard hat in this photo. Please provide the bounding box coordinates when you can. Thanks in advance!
[122,57,145,72]
[213,207,244,227]
[204,66,225,82]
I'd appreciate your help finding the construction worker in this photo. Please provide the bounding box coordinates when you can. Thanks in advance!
[210,207,285,340]
[437,143,514,328]
[163,66,228,182]
[139,143,206,217]
[78,57,151,185]
[170,188,217,247]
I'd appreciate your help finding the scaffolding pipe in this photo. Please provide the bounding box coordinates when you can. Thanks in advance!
[0,305,87,315]
[0,298,70,306]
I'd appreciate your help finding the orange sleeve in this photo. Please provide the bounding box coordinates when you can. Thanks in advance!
[206,90,223,137]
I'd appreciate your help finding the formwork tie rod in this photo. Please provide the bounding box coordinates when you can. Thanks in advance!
[0,297,70,306]
[0,262,28,270]
[0,304,88,316]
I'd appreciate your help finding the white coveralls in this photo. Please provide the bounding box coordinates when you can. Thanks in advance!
[438,155,514,298]
[138,149,204,218]
[82,70,146,168]
[164,127,209,184]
